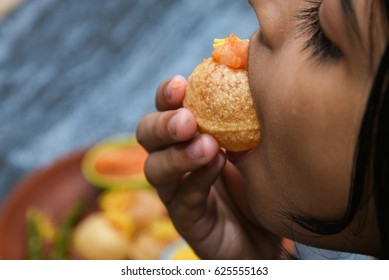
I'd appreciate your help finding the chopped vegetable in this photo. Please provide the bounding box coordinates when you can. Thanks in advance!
[81,136,150,189]
[26,202,85,260]
[212,34,249,70]
[26,210,44,260]
[26,208,57,242]
[213,36,249,49]
[50,202,85,260]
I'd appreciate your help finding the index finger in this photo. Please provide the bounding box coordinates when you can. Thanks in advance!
[156,75,187,111]
[136,108,197,153]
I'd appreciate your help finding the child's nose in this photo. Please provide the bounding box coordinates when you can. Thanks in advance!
[252,0,292,51]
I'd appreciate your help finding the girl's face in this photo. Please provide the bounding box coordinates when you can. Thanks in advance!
[241,0,385,255]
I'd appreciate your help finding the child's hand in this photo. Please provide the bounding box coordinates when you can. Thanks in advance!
[136,75,280,259]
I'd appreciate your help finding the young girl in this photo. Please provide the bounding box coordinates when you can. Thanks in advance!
[136,0,389,259]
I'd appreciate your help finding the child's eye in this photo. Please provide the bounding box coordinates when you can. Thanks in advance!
[296,0,342,62]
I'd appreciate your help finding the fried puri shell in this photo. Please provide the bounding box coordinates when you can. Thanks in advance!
[183,58,260,152]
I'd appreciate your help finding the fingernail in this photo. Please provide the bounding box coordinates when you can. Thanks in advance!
[172,79,181,89]
[166,76,182,99]
[168,114,177,136]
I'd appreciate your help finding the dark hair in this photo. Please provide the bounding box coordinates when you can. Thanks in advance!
[357,10,389,257]
[287,0,389,259]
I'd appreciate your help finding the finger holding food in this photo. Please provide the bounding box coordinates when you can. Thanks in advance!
[155,75,188,111]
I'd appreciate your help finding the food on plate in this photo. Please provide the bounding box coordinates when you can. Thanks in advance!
[82,135,150,189]
[183,34,260,152]
[72,188,181,260]
[126,217,180,259]
[25,181,184,260]
[26,209,57,244]
[99,188,166,232]
[26,203,84,260]
[72,213,129,260]
[20,134,199,260]
[26,209,49,260]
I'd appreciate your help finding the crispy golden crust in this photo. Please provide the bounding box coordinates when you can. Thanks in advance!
[183,58,260,152]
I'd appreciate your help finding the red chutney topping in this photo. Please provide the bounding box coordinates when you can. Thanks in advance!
[211,34,249,70]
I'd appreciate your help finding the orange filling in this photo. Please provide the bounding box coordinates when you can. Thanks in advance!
[212,34,249,70]
[95,146,147,177]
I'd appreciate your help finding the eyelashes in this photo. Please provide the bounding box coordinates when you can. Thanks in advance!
[296,0,342,62]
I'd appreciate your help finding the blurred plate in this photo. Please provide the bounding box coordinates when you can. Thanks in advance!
[0,149,99,259]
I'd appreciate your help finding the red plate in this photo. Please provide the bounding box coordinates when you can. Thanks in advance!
[0,149,99,259]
